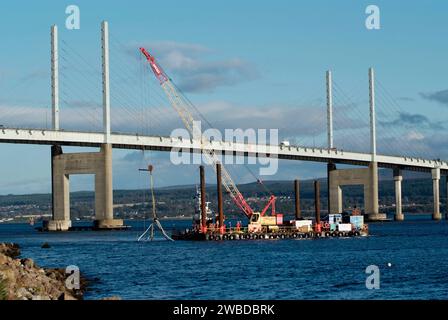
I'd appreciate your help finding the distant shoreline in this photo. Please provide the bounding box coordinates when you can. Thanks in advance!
[0,216,195,225]
[158,216,193,220]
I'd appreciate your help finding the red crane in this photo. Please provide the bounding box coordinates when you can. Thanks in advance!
[140,47,276,219]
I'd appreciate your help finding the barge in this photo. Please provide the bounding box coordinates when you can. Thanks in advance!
[172,214,369,241]
[171,168,368,241]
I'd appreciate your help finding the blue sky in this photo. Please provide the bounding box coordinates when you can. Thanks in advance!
[1,0,448,194]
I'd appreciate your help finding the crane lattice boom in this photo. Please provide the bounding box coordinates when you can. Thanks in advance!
[140,47,256,218]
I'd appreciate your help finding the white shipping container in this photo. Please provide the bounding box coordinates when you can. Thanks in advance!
[329,214,342,224]
[295,220,313,229]
[337,223,352,232]
[350,216,364,227]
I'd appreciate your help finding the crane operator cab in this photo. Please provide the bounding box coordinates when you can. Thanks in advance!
[248,212,278,233]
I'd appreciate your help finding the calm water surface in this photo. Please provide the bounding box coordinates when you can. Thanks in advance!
[0,216,447,300]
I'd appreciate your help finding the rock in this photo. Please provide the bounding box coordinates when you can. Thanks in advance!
[0,242,84,300]
[0,254,9,265]
[1,269,16,284]
[16,287,32,299]
[102,296,121,300]
[21,258,35,269]
[0,243,20,259]
[32,295,51,300]
[41,243,51,249]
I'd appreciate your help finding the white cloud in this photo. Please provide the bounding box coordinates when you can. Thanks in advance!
[131,41,259,93]
[406,131,425,141]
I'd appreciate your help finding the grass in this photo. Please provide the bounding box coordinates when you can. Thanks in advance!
[0,277,7,300]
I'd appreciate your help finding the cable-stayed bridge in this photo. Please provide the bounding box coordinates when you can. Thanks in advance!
[0,21,446,230]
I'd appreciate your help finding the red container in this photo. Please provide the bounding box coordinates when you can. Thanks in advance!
[276,214,283,225]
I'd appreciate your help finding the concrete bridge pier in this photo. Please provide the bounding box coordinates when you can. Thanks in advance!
[328,161,386,221]
[46,145,71,231]
[45,143,123,231]
[366,162,383,221]
[432,168,442,220]
[393,168,404,221]
[327,162,337,214]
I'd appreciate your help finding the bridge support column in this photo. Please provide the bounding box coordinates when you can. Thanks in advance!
[328,162,386,220]
[44,143,123,231]
[393,168,404,221]
[45,145,71,231]
[432,168,442,220]
[366,162,384,221]
[94,144,122,229]
[328,163,342,214]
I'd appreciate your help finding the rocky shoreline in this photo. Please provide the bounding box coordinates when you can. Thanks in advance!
[0,243,83,300]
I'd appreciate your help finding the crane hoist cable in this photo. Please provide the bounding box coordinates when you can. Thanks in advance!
[137,164,174,242]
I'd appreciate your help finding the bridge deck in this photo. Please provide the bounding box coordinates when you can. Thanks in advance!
[1,128,446,173]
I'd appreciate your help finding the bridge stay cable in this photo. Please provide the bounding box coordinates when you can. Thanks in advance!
[331,81,370,153]
[374,91,424,158]
[374,79,432,159]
